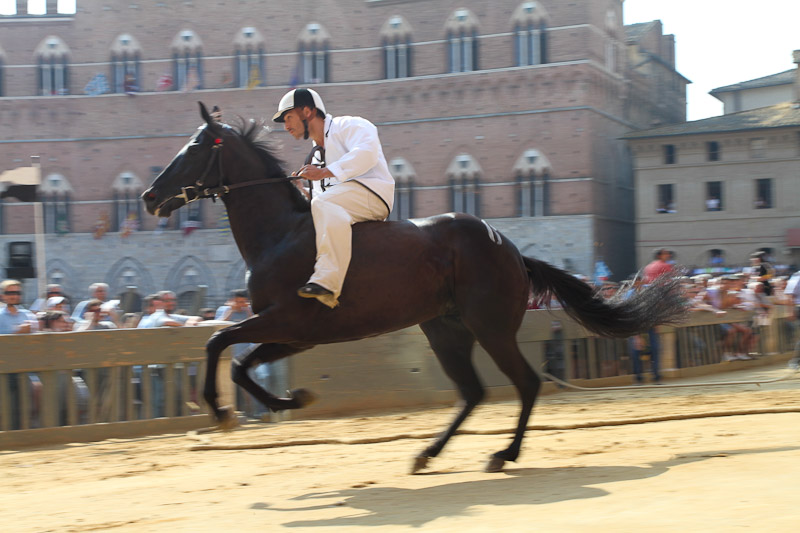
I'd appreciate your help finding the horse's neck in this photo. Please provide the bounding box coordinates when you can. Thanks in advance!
[222,183,310,267]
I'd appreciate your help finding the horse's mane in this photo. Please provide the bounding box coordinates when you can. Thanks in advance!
[230,117,311,212]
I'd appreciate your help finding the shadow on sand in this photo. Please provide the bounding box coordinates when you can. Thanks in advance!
[251,445,800,528]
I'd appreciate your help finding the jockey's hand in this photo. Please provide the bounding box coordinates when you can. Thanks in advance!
[297,165,334,182]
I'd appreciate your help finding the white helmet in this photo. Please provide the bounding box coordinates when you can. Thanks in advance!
[272,88,326,123]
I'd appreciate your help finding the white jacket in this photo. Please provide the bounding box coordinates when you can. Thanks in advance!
[311,114,395,213]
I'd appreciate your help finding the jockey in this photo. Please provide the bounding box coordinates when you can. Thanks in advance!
[273,88,395,307]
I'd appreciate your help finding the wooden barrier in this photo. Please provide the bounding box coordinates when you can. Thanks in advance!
[0,307,795,448]
[0,325,236,448]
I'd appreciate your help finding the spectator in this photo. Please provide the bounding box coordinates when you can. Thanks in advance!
[748,251,774,296]
[631,249,675,384]
[72,283,115,322]
[39,310,72,332]
[785,269,800,369]
[0,280,39,334]
[46,295,68,312]
[543,320,566,387]
[643,248,673,283]
[136,294,162,329]
[1,281,42,429]
[215,289,253,322]
[709,276,753,361]
[30,284,69,313]
[741,281,772,356]
[74,299,117,331]
[623,277,660,384]
[146,291,200,327]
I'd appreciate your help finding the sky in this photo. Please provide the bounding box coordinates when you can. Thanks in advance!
[624,0,800,121]
[2,0,798,122]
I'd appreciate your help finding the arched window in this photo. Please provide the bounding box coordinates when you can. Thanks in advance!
[445,9,479,73]
[709,249,726,270]
[171,30,204,91]
[298,23,330,84]
[110,34,141,93]
[513,149,552,217]
[381,16,412,79]
[35,36,70,95]
[39,173,73,234]
[511,2,548,66]
[111,172,143,233]
[388,157,415,220]
[447,154,481,216]
[233,27,265,88]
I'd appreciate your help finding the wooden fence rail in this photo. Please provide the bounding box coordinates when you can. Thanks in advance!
[0,307,795,449]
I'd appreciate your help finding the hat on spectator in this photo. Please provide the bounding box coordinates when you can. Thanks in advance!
[46,296,66,308]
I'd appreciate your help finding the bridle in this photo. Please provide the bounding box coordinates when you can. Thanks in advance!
[164,130,291,209]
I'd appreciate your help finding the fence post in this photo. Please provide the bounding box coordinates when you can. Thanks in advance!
[659,325,677,371]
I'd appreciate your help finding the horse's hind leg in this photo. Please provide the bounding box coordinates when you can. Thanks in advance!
[232,343,317,413]
[473,331,540,473]
[414,316,482,474]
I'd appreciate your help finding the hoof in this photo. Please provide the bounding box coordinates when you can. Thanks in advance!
[215,405,239,432]
[485,456,506,473]
[289,388,318,409]
[411,455,430,475]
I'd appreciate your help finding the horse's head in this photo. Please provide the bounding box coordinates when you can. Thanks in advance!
[142,102,232,218]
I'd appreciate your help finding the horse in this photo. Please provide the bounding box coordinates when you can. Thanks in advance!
[142,103,687,473]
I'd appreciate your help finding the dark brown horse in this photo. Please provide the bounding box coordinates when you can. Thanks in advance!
[142,103,686,473]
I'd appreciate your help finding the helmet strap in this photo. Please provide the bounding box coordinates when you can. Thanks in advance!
[302,119,310,140]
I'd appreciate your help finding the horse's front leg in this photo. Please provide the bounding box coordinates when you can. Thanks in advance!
[231,343,317,412]
[204,329,238,425]
[203,316,316,425]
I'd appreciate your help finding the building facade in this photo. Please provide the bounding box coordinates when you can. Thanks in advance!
[0,0,687,308]
[626,51,800,272]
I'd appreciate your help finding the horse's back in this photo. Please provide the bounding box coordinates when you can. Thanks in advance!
[348,212,527,305]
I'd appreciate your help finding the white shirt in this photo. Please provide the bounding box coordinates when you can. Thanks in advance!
[314,114,395,212]
[786,271,800,305]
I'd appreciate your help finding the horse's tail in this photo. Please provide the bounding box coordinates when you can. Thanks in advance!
[523,256,688,338]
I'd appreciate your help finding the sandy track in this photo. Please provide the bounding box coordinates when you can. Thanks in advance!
[2,364,799,532]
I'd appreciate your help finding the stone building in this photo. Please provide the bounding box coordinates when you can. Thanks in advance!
[0,1,687,308]
[625,51,800,272]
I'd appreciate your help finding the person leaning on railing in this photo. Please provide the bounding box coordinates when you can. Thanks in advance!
[0,279,39,334]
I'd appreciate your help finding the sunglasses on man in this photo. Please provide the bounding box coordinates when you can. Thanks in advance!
[4,291,21,296]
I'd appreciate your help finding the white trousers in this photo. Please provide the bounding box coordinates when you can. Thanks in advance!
[308,181,389,306]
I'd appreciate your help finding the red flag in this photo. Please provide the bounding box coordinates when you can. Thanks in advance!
[156,73,173,91]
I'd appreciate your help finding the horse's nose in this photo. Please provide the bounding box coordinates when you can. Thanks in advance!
[142,188,157,201]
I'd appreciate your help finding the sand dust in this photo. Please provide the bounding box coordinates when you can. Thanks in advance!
[2,363,799,532]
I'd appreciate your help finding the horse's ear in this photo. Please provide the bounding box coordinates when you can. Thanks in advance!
[199,102,213,125]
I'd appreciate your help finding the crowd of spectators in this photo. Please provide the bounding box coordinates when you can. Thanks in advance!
[0,281,239,334]
[596,250,800,375]
[0,281,269,426]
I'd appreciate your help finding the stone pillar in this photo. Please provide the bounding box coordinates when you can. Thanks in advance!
[16,1,27,15]
[793,50,800,103]
[46,0,58,14]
